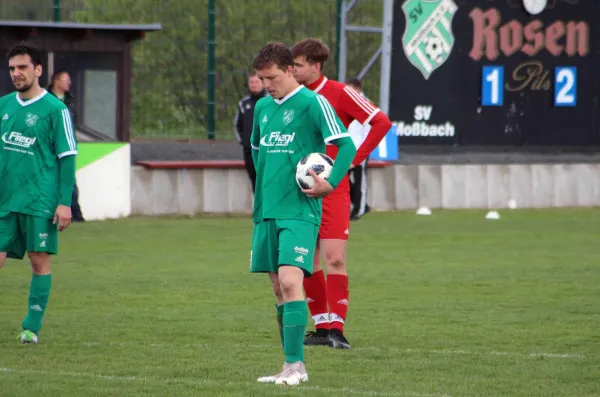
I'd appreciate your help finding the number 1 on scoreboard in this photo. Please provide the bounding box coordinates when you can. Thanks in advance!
[482,66,504,106]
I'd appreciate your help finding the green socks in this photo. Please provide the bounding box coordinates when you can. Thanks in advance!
[276,304,284,347]
[282,300,308,363]
[22,274,52,334]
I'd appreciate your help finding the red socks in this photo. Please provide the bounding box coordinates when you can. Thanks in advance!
[303,270,329,330]
[327,274,349,332]
[304,271,350,333]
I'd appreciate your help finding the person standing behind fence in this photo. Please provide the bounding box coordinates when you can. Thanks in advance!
[48,70,84,223]
[234,71,267,193]
[345,78,371,221]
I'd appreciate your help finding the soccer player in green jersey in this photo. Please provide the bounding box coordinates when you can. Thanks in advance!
[0,43,77,344]
[250,42,357,385]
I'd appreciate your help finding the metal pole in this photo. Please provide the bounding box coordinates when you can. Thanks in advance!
[357,46,382,81]
[379,0,394,115]
[338,0,348,83]
[53,0,61,22]
[47,52,54,86]
[207,0,215,140]
[335,0,343,81]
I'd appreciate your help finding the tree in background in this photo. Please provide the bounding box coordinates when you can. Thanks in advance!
[0,0,383,140]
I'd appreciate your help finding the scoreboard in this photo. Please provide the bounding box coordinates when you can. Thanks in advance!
[389,0,599,146]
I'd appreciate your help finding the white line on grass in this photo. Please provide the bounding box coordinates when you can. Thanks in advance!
[80,341,587,359]
[0,367,450,397]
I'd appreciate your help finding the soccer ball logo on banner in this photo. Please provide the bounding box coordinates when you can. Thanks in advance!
[401,0,458,80]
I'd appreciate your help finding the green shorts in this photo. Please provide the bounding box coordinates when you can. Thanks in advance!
[250,219,318,277]
[0,212,59,260]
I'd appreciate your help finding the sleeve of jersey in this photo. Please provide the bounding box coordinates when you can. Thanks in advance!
[352,111,393,166]
[341,86,380,125]
[250,102,261,166]
[52,107,78,159]
[312,95,355,189]
[234,101,243,144]
[58,155,75,207]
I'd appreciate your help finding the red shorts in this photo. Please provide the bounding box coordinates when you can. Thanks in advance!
[318,189,350,241]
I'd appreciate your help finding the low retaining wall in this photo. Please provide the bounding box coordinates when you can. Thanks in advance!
[130,161,600,215]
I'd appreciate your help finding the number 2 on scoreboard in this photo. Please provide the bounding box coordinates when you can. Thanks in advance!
[482,66,503,106]
[554,67,577,107]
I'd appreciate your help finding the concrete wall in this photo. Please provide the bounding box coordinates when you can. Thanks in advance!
[77,144,132,220]
[130,164,600,215]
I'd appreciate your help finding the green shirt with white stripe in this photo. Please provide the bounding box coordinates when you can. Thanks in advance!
[250,85,353,226]
[0,90,77,219]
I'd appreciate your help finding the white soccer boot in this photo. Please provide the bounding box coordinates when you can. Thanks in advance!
[274,361,308,385]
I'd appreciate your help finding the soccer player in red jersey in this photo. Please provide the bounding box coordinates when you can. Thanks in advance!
[291,38,393,349]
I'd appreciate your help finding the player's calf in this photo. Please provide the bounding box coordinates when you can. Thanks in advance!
[320,240,351,347]
[22,252,53,340]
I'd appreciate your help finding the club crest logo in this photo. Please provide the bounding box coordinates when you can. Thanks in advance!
[401,0,458,80]
[282,109,294,125]
[25,113,39,127]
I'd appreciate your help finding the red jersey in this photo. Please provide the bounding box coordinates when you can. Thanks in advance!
[305,75,380,193]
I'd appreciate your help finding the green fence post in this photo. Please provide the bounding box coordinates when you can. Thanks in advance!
[335,0,343,80]
[53,0,61,22]
[207,0,216,140]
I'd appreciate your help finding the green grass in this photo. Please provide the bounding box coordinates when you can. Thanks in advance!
[1,209,599,397]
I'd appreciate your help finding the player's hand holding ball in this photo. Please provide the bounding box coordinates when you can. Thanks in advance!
[302,169,334,198]
[296,153,334,198]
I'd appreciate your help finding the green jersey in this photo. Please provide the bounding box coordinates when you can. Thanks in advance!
[250,85,349,225]
[0,90,77,219]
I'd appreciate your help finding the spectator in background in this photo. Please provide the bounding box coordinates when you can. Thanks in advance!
[234,72,267,193]
[48,70,85,222]
[345,77,371,221]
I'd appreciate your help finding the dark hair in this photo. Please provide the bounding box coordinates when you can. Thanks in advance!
[290,38,329,69]
[51,69,69,82]
[346,77,362,89]
[253,42,294,72]
[6,42,43,66]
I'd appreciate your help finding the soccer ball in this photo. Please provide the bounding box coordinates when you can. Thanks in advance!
[296,153,334,189]
[424,36,444,63]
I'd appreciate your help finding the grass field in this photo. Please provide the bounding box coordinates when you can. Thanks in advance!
[1,209,599,397]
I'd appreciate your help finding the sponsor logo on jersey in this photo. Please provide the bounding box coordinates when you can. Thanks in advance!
[25,113,39,127]
[1,131,37,148]
[260,131,295,147]
[294,246,309,255]
[282,109,294,125]
[2,114,8,120]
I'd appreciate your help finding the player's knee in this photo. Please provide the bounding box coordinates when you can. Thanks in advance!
[0,252,6,270]
[28,252,51,275]
[324,252,346,273]
[278,271,303,298]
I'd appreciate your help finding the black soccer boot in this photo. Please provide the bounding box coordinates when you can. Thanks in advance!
[328,329,351,349]
[303,329,333,346]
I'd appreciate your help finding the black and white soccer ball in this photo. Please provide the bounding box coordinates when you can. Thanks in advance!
[296,153,334,189]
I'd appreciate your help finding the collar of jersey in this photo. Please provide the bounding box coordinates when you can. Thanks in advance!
[305,75,327,93]
[273,85,303,105]
[16,89,48,107]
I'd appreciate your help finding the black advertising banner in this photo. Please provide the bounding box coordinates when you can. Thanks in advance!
[389,0,600,146]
